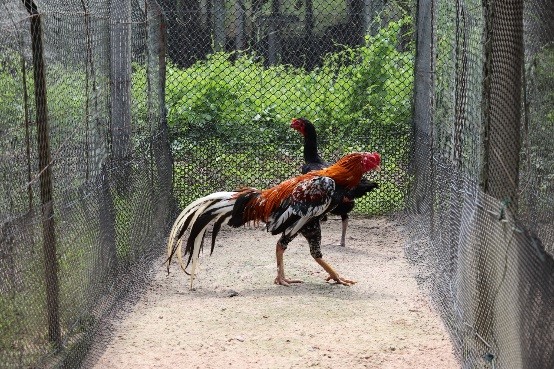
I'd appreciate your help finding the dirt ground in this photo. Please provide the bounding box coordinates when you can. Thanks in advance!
[83,215,458,369]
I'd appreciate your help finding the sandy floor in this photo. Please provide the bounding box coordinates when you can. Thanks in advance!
[83,216,458,369]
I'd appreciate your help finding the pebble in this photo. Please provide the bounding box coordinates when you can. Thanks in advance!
[228,290,239,297]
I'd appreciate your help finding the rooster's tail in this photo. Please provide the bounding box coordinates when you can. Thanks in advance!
[166,191,237,288]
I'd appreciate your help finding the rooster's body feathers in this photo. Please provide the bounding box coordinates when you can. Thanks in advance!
[268,176,339,236]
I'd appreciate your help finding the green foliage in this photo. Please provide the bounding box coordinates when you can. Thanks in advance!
[167,17,413,147]
[0,52,24,123]
[320,17,414,137]
[112,170,156,262]
[524,46,554,209]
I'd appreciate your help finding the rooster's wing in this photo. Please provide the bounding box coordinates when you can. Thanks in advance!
[266,176,336,237]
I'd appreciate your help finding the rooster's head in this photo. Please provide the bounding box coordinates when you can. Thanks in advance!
[290,117,313,137]
[362,152,381,172]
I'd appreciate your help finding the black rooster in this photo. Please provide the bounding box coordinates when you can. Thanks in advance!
[290,117,379,247]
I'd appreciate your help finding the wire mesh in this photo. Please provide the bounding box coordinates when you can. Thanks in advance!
[0,0,172,367]
[1,0,414,367]
[407,0,554,368]
[163,0,414,217]
[2,0,552,367]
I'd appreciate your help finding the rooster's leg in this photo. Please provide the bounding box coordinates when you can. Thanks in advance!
[340,215,349,247]
[274,242,302,286]
[303,219,356,286]
[315,258,356,286]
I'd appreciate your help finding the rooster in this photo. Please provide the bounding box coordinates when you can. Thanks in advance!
[291,117,379,247]
[166,152,381,288]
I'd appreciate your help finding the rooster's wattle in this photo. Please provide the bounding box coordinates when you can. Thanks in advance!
[166,152,381,288]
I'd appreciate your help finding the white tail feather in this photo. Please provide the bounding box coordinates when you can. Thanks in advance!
[175,200,213,273]
[189,232,204,288]
[167,192,236,256]
[167,192,236,288]
[186,199,237,287]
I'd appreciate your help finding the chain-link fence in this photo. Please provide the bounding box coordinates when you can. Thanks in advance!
[1,0,414,367]
[2,0,553,368]
[408,0,554,368]
[0,0,173,367]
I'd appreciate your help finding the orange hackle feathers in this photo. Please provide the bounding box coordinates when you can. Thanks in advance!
[310,153,368,188]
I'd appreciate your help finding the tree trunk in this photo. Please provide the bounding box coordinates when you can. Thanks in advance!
[235,0,245,51]
[213,0,226,51]
[410,0,434,215]
[267,0,281,65]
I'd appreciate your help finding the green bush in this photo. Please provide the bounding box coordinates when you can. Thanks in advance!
[168,17,413,146]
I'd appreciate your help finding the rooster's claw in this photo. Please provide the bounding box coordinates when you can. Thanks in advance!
[274,276,303,286]
[325,275,356,286]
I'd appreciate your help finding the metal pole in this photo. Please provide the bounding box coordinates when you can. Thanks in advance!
[410,0,434,214]
[22,0,61,348]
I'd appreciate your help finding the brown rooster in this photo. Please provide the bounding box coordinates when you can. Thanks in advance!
[166,152,381,288]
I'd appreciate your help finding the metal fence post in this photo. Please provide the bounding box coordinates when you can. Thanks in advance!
[410,0,434,215]
[22,0,61,348]
[480,0,524,207]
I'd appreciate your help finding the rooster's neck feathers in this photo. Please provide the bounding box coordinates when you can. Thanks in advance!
[311,154,367,188]
[302,122,325,165]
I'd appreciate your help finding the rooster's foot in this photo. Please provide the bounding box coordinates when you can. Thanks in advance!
[274,276,302,286]
[325,274,356,286]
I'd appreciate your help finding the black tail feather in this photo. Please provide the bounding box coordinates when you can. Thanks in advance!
[185,211,219,269]
[166,191,238,287]
[166,211,197,273]
[228,190,259,227]
[211,214,231,255]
